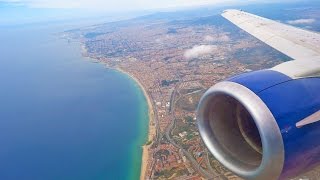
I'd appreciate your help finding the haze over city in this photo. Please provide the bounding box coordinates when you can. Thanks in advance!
[1,0,320,180]
[1,0,298,25]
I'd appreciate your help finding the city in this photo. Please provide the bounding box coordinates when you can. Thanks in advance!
[65,7,320,179]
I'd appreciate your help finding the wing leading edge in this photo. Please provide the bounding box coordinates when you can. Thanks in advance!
[222,9,320,79]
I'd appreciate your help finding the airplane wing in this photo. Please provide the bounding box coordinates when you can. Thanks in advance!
[222,9,320,79]
[198,9,320,180]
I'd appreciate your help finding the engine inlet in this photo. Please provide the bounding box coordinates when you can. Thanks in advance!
[197,81,284,180]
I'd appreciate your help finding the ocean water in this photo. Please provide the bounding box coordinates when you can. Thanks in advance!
[0,24,148,180]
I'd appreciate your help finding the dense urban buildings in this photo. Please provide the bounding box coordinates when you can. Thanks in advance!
[65,7,320,179]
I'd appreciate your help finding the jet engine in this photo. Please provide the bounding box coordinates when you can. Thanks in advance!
[197,70,320,180]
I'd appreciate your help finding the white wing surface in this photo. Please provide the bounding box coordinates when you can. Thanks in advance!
[222,9,320,78]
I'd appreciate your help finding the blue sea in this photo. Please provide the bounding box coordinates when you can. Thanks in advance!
[0,24,148,180]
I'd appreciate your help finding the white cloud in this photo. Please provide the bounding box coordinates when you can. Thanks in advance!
[204,34,230,42]
[204,35,215,42]
[287,18,316,25]
[218,34,230,42]
[184,45,216,59]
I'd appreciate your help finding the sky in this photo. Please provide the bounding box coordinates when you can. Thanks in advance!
[1,0,271,10]
[0,0,301,26]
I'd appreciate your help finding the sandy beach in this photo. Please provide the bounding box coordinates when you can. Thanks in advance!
[80,42,155,179]
[115,68,156,180]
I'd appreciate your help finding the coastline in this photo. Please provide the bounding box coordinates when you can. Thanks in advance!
[115,68,155,180]
[77,40,154,179]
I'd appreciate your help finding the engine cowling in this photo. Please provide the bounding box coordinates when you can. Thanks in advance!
[197,70,320,180]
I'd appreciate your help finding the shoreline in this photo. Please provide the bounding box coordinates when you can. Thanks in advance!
[77,41,154,179]
[115,68,155,180]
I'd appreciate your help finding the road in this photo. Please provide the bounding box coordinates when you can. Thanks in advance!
[164,88,215,179]
[165,115,214,178]
[149,83,216,179]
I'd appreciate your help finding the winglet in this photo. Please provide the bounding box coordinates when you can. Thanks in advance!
[296,110,320,128]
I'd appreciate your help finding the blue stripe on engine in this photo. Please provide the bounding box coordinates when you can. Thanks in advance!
[258,77,320,178]
[227,70,292,93]
[229,70,320,178]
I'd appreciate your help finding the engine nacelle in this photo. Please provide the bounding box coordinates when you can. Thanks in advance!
[197,70,320,180]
